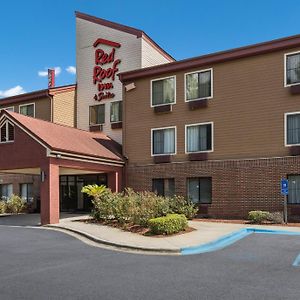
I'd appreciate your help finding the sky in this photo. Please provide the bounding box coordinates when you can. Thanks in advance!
[0,0,299,98]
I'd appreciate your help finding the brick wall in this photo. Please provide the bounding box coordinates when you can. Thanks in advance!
[126,156,300,218]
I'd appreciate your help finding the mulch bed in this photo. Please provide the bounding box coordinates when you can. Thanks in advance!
[75,218,195,237]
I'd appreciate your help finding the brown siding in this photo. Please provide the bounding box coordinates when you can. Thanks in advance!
[52,90,76,127]
[124,47,300,165]
[0,97,51,122]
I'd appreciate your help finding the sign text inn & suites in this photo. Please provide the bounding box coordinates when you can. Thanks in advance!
[1,12,300,224]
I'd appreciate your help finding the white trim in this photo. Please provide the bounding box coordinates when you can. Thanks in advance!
[184,68,213,102]
[284,111,300,146]
[89,103,105,126]
[110,100,122,124]
[284,50,300,87]
[1,107,14,112]
[150,75,176,107]
[185,121,214,154]
[19,103,35,117]
[151,125,177,156]
[49,151,124,167]
[0,120,15,144]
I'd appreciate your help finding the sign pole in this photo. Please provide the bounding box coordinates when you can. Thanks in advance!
[284,194,288,224]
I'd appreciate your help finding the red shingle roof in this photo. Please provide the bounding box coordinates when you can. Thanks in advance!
[3,111,123,163]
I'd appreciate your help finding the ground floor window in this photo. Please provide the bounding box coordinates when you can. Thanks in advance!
[20,183,34,203]
[0,184,13,201]
[152,178,175,197]
[288,175,300,204]
[187,177,212,204]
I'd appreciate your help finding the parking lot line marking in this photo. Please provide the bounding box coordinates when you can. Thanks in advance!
[292,254,300,267]
[181,228,300,255]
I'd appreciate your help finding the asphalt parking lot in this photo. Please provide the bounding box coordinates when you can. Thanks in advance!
[0,225,299,300]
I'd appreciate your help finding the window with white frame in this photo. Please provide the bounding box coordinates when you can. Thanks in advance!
[285,52,300,86]
[151,76,175,106]
[286,113,300,145]
[0,120,14,143]
[20,183,34,203]
[19,103,35,117]
[187,177,212,204]
[110,101,122,123]
[186,69,212,101]
[1,107,14,112]
[186,123,213,153]
[89,104,105,125]
[0,184,13,201]
[152,127,176,155]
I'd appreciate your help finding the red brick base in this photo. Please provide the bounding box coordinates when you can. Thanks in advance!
[126,156,300,219]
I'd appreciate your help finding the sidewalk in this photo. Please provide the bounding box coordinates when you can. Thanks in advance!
[47,215,300,254]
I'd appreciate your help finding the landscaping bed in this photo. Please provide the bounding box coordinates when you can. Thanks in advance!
[81,185,198,236]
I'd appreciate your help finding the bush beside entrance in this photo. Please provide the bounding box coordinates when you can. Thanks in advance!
[82,185,197,235]
[0,195,27,214]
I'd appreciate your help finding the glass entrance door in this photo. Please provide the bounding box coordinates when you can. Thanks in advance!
[60,174,107,212]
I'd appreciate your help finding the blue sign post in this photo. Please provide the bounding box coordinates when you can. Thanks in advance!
[281,179,289,196]
[281,179,288,223]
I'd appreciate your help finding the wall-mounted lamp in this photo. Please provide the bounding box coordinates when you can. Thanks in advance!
[56,154,61,159]
[41,171,46,182]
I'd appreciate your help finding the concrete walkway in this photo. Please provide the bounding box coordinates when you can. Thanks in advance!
[47,215,300,253]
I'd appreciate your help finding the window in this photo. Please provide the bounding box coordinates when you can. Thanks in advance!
[152,178,175,197]
[187,177,212,204]
[0,121,14,143]
[186,122,213,153]
[151,76,175,106]
[285,52,300,86]
[19,103,35,117]
[89,104,105,125]
[288,175,300,204]
[1,107,14,112]
[285,113,300,146]
[152,127,176,156]
[0,184,13,201]
[185,69,212,101]
[20,183,34,203]
[110,101,122,123]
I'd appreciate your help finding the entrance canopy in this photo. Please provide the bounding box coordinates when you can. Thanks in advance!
[0,110,124,225]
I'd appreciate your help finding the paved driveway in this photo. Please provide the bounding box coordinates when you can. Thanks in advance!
[0,225,299,300]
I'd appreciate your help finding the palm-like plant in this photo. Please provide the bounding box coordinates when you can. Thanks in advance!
[81,184,108,200]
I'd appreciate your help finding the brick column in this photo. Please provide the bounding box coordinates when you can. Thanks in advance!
[107,169,122,192]
[40,162,59,225]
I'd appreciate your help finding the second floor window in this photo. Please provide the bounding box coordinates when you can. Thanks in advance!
[186,123,213,153]
[186,69,212,101]
[19,104,35,117]
[286,52,300,86]
[0,121,14,143]
[110,101,122,123]
[89,104,105,125]
[286,113,300,145]
[151,76,175,106]
[152,127,176,155]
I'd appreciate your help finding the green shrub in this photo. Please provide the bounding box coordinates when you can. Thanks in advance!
[148,214,188,235]
[0,201,7,214]
[267,212,284,224]
[170,196,198,219]
[248,210,270,224]
[6,195,26,214]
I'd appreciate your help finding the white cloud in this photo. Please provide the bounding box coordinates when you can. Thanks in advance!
[66,66,76,75]
[38,66,61,77]
[0,85,26,98]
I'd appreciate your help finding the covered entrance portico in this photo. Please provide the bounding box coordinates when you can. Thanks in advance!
[0,110,124,225]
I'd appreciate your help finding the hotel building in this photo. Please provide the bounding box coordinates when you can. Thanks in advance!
[1,12,300,224]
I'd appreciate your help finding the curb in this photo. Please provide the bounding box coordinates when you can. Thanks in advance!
[45,224,181,254]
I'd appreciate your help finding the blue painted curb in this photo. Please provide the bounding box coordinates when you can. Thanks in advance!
[293,254,300,267]
[181,227,300,255]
